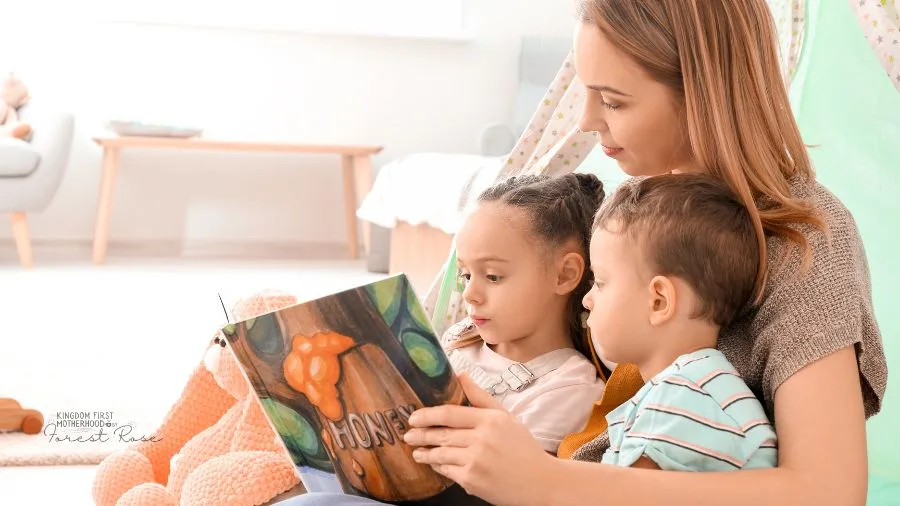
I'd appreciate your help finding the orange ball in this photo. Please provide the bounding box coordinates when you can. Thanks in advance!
[283,352,307,393]
[309,354,341,386]
[305,381,324,406]
[292,334,314,354]
[319,398,343,421]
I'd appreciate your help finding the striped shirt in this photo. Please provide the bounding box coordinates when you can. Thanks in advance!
[601,349,777,471]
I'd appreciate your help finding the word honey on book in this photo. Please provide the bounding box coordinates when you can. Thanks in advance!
[221,275,474,504]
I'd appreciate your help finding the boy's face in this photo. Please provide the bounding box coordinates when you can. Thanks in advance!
[582,225,654,365]
[455,203,559,346]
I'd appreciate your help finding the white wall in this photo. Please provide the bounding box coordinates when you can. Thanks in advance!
[1,1,576,246]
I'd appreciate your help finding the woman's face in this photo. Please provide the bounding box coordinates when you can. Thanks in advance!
[574,23,697,176]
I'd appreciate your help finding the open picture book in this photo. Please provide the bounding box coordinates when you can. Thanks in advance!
[220,273,488,505]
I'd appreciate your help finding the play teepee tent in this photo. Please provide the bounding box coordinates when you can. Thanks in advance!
[790,0,900,494]
[421,0,900,494]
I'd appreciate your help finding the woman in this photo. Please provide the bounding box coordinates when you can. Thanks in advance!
[286,1,887,504]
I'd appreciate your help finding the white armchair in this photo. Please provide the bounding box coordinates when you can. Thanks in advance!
[0,101,75,267]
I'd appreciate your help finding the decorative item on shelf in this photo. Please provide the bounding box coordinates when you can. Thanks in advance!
[105,119,203,139]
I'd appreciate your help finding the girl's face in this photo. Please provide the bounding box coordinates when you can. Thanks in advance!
[574,22,697,176]
[455,203,566,349]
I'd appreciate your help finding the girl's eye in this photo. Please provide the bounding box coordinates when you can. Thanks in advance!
[486,274,502,283]
[593,281,604,290]
[455,272,468,292]
[602,101,620,111]
[457,272,471,282]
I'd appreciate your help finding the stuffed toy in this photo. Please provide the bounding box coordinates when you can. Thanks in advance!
[0,73,32,140]
[92,290,304,506]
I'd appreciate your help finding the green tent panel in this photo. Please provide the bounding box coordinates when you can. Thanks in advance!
[790,0,900,483]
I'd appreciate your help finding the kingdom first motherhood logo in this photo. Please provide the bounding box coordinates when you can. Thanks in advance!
[43,410,162,444]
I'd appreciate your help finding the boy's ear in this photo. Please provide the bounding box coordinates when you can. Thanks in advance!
[647,275,677,326]
[555,251,585,295]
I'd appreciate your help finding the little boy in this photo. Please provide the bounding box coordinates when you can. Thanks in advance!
[582,174,777,471]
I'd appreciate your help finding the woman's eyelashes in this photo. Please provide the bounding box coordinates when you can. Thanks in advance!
[590,89,621,111]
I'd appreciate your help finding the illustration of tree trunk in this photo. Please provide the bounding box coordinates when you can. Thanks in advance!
[318,284,464,408]
[320,343,454,501]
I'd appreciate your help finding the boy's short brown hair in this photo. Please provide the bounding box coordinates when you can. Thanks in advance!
[593,174,760,327]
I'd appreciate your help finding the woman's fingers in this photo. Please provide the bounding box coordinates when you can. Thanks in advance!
[408,404,491,429]
[408,375,509,430]
[412,445,469,466]
[403,427,475,447]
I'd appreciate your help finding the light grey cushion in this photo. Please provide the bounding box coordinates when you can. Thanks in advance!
[479,37,573,156]
[0,137,40,177]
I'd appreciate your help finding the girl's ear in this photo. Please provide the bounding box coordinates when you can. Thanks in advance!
[647,275,677,325]
[555,251,585,295]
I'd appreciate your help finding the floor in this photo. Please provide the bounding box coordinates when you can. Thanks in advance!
[0,253,383,504]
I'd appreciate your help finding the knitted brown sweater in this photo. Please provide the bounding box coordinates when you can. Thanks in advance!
[570,177,888,463]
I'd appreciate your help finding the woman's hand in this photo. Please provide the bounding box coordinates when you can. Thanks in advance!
[403,374,557,506]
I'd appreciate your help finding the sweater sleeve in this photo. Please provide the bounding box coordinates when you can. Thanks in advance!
[750,200,886,418]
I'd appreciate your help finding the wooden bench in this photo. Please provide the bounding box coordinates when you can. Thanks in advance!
[91,136,383,264]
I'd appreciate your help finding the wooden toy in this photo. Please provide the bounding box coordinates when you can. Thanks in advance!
[0,398,44,434]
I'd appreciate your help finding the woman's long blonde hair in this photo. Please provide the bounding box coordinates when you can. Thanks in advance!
[577,0,824,301]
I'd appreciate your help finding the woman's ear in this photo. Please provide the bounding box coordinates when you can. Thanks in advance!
[647,275,677,326]
[555,251,586,295]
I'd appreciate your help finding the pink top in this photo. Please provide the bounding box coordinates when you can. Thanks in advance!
[452,343,606,453]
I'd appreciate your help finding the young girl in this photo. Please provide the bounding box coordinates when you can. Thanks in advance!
[441,172,607,455]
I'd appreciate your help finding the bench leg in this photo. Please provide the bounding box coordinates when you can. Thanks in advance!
[92,148,121,264]
[352,155,374,256]
[341,155,360,259]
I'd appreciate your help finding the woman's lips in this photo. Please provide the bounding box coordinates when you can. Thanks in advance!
[602,145,624,157]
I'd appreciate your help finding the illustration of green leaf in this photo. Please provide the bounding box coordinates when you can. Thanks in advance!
[406,283,433,334]
[401,331,448,377]
[364,275,402,328]
[261,398,320,455]
[245,313,284,356]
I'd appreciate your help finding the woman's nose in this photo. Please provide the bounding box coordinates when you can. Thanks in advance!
[578,94,608,134]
